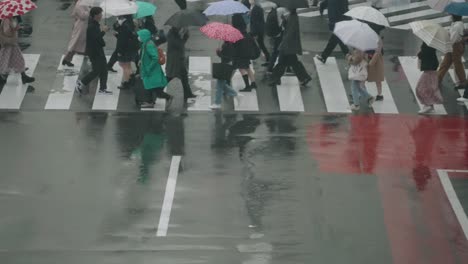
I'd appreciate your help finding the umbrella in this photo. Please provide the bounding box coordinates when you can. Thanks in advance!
[444,2,468,16]
[101,0,138,17]
[270,0,308,9]
[200,22,244,43]
[0,0,36,19]
[345,6,390,27]
[165,10,208,28]
[203,0,249,16]
[333,20,380,51]
[78,0,106,6]
[428,0,464,11]
[410,20,452,53]
[134,1,157,19]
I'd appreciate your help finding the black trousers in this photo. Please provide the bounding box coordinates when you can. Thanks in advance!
[268,36,282,72]
[146,88,171,103]
[321,23,349,60]
[271,53,310,82]
[252,32,270,62]
[82,55,108,91]
[107,50,118,69]
[167,69,192,99]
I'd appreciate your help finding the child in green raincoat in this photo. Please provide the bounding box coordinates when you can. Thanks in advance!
[137,29,173,108]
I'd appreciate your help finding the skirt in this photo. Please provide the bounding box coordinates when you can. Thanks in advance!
[233,58,251,69]
[0,45,25,74]
[416,71,443,106]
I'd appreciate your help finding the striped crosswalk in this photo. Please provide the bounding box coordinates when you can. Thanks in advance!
[0,53,467,115]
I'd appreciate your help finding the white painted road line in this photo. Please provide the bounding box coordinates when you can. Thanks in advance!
[398,56,447,114]
[188,56,212,111]
[45,55,84,110]
[92,56,122,110]
[299,2,368,17]
[366,79,399,114]
[277,76,304,112]
[156,155,182,237]
[437,169,468,241]
[0,54,40,109]
[314,57,351,113]
[232,71,259,111]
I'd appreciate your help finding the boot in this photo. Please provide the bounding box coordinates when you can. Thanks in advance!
[240,74,251,92]
[21,72,35,84]
[62,59,74,67]
[118,81,130,90]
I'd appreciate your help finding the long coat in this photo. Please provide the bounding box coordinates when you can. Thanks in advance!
[165,28,188,78]
[279,12,302,55]
[67,1,89,54]
[138,29,168,90]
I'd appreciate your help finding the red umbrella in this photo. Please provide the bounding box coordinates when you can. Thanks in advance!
[200,22,244,43]
[0,0,37,19]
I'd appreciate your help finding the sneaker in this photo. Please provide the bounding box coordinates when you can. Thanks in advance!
[368,96,375,107]
[418,105,434,114]
[99,89,113,95]
[75,80,84,94]
[315,54,326,64]
[350,104,360,111]
[209,104,221,109]
[375,95,384,101]
[456,96,468,103]
[300,77,312,86]
[140,102,154,108]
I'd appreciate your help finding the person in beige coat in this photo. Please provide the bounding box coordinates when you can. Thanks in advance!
[367,38,384,101]
[62,0,89,67]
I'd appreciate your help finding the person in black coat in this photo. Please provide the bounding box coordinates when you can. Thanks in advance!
[315,0,349,64]
[269,9,311,86]
[166,26,195,100]
[174,0,187,10]
[115,15,138,89]
[249,0,270,64]
[232,13,257,92]
[76,7,112,94]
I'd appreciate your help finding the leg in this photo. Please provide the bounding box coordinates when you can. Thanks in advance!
[270,53,288,82]
[214,80,225,105]
[154,89,171,100]
[376,81,382,95]
[452,42,466,86]
[63,51,75,65]
[290,55,311,82]
[96,56,109,91]
[255,33,270,62]
[351,80,361,106]
[247,67,256,87]
[321,34,340,61]
[437,53,452,84]
[81,57,101,86]
[239,68,251,91]
[180,67,194,99]
[268,37,281,72]
[107,50,118,70]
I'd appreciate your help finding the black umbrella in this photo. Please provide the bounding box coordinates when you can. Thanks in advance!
[165,10,208,28]
[271,0,309,9]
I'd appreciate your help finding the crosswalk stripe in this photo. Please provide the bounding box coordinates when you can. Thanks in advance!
[0,54,40,109]
[91,56,122,110]
[188,56,212,111]
[398,56,447,114]
[366,79,399,114]
[277,76,305,112]
[395,15,450,30]
[44,55,84,110]
[232,71,259,111]
[314,57,351,113]
[299,2,369,18]
[447,69,468,109]
[388,8,439,25]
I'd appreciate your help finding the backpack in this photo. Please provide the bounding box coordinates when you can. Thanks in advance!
[265,8,282,37]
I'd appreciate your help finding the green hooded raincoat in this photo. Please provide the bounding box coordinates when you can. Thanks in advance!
[137,29,168,90]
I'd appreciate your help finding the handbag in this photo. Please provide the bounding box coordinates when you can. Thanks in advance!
[157,47,166,65]
[348,60,368,81]
[212,62,234,81]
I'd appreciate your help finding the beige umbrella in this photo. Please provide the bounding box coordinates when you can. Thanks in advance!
[410,20,452,53]
[428,0,464,12]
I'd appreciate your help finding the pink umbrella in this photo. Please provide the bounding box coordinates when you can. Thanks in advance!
[200,22,244,43]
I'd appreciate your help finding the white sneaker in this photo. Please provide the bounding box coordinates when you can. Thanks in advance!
[456,97,468,103]
[349,104,360,111]
[418,105,434,114]
[209,104,221,110]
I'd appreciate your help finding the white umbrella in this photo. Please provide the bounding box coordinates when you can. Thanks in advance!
[203,0,249,16]
[333,20,380,51]
[428,0,464,11]
[101,0,137,17]
[345,6,390,27]
[79,0,106,6]
[410,20,452,53]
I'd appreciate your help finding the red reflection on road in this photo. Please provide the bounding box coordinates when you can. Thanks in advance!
[307,115,468,264]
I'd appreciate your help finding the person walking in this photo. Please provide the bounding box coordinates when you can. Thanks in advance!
[315,0,349,63]
[62,0,89,67]
[75,7,112,95]
[166,26,195,100]
[416,42,443,114]
[265,7,289,73]
[115,15,139,90]
[437,15,467,90]
[249,0,270,65]
[137,29,173,109]
[0,16,35,85]
[366,24,385,101]
[347,49,374,111]
[107,20,121,73]
[232,14,257,92]
[268,9,311,86]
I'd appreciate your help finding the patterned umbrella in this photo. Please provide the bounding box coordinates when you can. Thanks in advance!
[200,22,244,43]
[0,0,37,19]
[410,20,452,53]
[203,0,249,16]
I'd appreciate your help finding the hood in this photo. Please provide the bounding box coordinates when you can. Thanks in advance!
[137,29,152,43]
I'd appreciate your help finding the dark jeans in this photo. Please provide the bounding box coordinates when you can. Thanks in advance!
[271,53,310,82]
[268,36,282,72]
[82,55,108,91]
[321,23,349,60]
[252,32,270,62]
[167,69,193,98]
[146,88,171,103]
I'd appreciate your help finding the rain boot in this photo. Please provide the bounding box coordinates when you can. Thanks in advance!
[21,72,35,84]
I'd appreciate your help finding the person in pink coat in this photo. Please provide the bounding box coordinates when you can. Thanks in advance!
[62,0,89,67]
